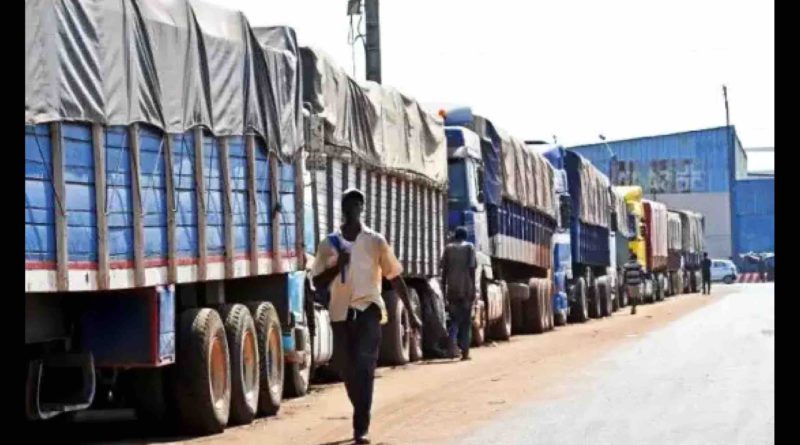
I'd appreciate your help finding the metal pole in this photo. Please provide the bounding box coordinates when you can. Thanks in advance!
[364,0,381,83]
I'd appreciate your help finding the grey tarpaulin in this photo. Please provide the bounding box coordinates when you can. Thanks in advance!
[443,108,557,219]
[573,152,612,228]
[667,211,683,250]
[25,0,303,158]
[611,187,634,238]
[300,46,447,187]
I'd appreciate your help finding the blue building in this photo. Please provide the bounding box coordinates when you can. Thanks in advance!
[569,126,773,259]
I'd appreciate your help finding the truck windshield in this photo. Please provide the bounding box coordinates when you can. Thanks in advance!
[448,160,470,208]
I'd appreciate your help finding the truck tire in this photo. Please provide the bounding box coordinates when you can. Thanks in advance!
[611,283,619,312]
[690,272,699,293]
[543,280,555,331]
[408,288,424,362]
[471,302,487,347]
[618,271,627,307]
[488,281,512,341]
[598,278,612,317]
[523,279,546,334]
[588,280,602,319]
[380,291,410,366]
[220,304,259,425]
[508,283,529,334]
[174,308,231,435]
[284,324,311,398]
[569,277,589,323]
[247,302,284,416]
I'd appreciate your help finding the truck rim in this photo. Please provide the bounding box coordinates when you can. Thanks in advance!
[209,335,228,410]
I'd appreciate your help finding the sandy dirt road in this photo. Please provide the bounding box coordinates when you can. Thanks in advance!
[53,288,737,445]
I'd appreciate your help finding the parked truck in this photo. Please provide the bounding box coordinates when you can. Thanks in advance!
[666,211,684,296]
[537,146,614,323]
[25,3,337,434]
[300,46,448,365]
[643,199,669,302]
[609,187,636,308]
[443,108,559,339]
[673,210,705,293]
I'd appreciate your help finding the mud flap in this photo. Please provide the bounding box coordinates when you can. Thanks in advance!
[26,352,95,420]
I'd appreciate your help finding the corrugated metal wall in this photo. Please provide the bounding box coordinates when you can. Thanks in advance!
[570,126,745,194]
[733,178,774,254]
[569,126,754,259]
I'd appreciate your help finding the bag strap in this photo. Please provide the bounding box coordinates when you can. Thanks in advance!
[327,233,346,283]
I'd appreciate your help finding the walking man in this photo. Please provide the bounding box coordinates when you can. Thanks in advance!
[701,252,712,295]
[441,226,477,361]
[624,252,644,315]
[312,188,421,445]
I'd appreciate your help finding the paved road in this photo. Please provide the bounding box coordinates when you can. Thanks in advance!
[452,283,774,445]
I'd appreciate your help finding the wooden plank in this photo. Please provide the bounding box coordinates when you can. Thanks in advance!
[246,136,258,276]
[402,180,411,274]
[270,153,282,272]
[194,127,207,281]
[164,134,177,283]
[92,124,109,290]
[374,173,382,235]
[385,176,393,246]
[129,124,146,287]
[51,122,69,291]
[294,152,306,270]
[364,169,372,226]
[220,137,234,279]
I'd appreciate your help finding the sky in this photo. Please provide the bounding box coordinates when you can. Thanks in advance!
[205,0,774,171]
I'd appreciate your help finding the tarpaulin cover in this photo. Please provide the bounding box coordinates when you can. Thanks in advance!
[611,187,634,238]
[643,199,668,260]
[565,151,611,228]
[300,46,447,186]
[443,109,556,218]
[676,210,705,253]
[25,0,303,158]
[667,211,683,250]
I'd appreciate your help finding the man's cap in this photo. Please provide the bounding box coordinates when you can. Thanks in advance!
[342,188,365,204]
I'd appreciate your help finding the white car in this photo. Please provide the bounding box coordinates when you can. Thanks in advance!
[710,259,738,284]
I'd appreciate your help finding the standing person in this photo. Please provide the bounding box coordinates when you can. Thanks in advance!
[441,227,477,361]
[701,252,712,295]
[623,252,644,315]
[312,188,421,445]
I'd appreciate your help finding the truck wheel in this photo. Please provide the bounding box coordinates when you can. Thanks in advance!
[488,281,512,340]
[611,283,619,312]
[219,304,259,425]
[408,288,424,362]
[380,290,410,366]
[598,278,612,317]
[542,280,553,331]
[523,279,546,334]
[174,308,231,435]
[690,272,699,293]
[569,277,589,323]
[588,280,601,319]
[284,324,311,398]
[471,303,487,347]
[247,302,284,416]
[508,283,529,334]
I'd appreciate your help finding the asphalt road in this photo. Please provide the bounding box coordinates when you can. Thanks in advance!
[452,283,775,445]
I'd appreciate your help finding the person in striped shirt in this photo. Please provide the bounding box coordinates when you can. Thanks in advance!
[623,252,644,315]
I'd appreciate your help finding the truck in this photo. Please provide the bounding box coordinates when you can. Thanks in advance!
[537,146,614,323]
[300,46,448,364]
[443,108,559,339]
[666,211,684,296]
[673,210,705,293]
[609,187,636,308]
[26,2,336,434]
[643,199,669,302]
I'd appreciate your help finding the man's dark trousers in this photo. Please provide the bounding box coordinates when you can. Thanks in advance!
[447,302,472,354]
[331,303,382,437]
[702,273,711,294]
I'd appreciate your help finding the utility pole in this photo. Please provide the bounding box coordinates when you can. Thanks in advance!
[364,0,382,83]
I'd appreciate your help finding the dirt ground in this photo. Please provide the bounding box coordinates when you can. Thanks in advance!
[48,289,732,445]
[176,290,728,445]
